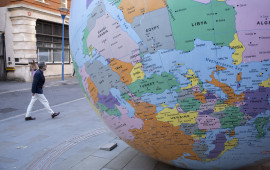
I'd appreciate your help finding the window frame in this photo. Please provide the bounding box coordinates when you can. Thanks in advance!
[36,20,70,64]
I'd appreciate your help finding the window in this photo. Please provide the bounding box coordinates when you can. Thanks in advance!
[61,0,67,8]
[36,20,70,64]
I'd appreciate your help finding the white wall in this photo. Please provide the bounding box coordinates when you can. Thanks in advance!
[0,7,6,32]
[5,8,15,68]
[4,5,72,82]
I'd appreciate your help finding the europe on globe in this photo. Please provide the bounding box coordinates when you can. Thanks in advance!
[69,0,270,169]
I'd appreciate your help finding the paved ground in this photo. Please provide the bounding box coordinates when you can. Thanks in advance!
[0,77,270,170]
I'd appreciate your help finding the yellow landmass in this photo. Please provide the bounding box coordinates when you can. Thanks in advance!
[119,0,167,23]
[156,106,180,126]
[180,111,198,124]
[224,138,238,152]
[202,89,207,94]
[156,106,198,127]
[161,102,168,108]
[229,33,245,65]
[191,134,206,140]
[131,63,145,83]
[259,77,270,87]
[213,104,228,112]
[88,46,94,60]
[206,138,238,161]
[182,69,199,90]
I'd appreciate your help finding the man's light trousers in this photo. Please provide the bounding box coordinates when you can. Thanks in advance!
[26,94,54,117]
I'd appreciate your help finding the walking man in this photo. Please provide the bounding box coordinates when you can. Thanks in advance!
[25,62,60,121]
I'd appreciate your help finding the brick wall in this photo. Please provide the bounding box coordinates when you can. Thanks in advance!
[0,0,71,14]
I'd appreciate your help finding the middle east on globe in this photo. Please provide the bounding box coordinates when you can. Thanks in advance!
[69,0,270,169]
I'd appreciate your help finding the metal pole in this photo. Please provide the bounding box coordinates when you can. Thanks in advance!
[61,14,65,81]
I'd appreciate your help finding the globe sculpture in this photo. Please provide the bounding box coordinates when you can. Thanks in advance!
[69,0,270,169]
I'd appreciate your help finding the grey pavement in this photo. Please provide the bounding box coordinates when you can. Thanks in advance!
[0,77,270,170]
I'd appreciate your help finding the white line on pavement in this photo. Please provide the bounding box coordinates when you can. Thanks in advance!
[0,97,86,122]
[0,82,78,95]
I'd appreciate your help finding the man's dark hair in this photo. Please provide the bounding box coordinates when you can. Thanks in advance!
[38,62,46,69]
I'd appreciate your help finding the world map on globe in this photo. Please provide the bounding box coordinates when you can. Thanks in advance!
[69,0,270,169]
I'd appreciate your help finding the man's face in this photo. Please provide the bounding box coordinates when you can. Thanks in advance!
[42,65,47,71]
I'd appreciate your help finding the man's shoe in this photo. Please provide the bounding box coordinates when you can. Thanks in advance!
[51,112,60,118]
[25,116,36,121]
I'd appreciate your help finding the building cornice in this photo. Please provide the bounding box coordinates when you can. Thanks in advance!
[6,4,69,21]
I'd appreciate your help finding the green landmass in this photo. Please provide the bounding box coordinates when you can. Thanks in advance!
[167,0,236,51]
[174,87,181,93]
[128,72,178,97]
[198,80,204,91]
[121,93,130,100]
[83,28,90,55]
[216,100,224,105]
[193,129,206,136]
[107,0,121,7]
[98,102,122,117]
[254,117,270,138]
[220,106,243,129]
[178,97,201,112]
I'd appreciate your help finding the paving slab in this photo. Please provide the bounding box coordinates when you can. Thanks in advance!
[123,152,157,170]
[103,147,138,170]
[71,155,111,170]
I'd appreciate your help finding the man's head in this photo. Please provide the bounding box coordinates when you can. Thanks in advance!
[38,62,47,71]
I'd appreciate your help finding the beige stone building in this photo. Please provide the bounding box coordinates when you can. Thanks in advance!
[0,0,73,81]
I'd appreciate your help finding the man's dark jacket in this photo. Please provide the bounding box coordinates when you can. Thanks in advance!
[31,69,45,94]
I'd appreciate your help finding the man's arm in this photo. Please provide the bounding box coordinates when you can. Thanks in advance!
[31,71,40,95]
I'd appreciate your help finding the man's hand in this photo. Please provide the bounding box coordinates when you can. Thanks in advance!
[32,93,35,96]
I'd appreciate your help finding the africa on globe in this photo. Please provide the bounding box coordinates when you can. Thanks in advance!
[69,0,270,169]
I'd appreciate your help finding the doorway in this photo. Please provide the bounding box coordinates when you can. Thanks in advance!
[0,32,6,80]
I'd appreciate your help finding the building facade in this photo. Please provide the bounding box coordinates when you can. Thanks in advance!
[0,0,72,81]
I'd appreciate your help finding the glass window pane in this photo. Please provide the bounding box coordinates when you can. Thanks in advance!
[37,35,52,42]
[44,43,52,48]
[53,37,62,43]
[53,25,62,36]
[64,39,69,45]
[53,43,62,48]
[64,49,70,62]
[36,22,42,34]
[43,23,52,35]
[64,26,69,37]
[37,42,43,47]
[53,49,62,63]
[36,35,42,41]
[38,48,52,63]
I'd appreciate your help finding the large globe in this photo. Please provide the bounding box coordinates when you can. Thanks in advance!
[69,0,270,169]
